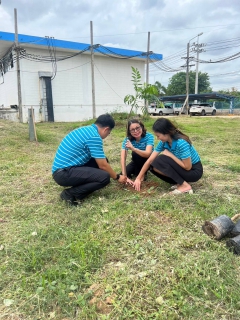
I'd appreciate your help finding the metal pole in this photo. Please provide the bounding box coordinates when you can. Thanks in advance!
[145,32,150,113]
[194,32,203,94]
[14,8,23,122]
[186,42,190,114]
[90,21,96,118]
[146,32,150,86]
[194,35,200,95]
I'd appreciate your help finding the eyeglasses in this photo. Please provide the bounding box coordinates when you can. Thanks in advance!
[129,125,141,133]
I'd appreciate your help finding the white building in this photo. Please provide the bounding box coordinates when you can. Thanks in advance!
[0,31,162,123]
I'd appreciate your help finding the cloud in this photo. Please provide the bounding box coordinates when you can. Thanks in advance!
[0,0,239,91]
[138,0,165,10]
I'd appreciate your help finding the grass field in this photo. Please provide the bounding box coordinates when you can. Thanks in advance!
[0,115,240,320]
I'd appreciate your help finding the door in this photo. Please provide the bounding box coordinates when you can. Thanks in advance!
[39,75,54,122]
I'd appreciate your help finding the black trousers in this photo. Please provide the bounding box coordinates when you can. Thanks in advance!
[52,158,110,200]
[126,152,149,177]
[150,154,203,185]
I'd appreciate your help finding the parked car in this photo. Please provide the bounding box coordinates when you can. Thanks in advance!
[172,104,186,115]
[189,103,217,116]
[148,103,174,116]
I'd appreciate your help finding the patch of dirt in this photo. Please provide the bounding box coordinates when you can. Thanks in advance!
[86,283,116,315]
[117,181,160,196]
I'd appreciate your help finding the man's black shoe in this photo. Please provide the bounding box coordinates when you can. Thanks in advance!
[60,190,79,206]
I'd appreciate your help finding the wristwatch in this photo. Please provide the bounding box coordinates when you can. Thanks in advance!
[114,174,120,180]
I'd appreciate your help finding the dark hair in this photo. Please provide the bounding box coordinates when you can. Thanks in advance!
[126,119,147,141]
[95,114,115,129]
[152,118,191,144]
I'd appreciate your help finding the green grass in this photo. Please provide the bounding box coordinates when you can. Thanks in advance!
[0,115,240,319]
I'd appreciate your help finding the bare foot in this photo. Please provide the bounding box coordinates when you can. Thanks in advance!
[176,181,192,193]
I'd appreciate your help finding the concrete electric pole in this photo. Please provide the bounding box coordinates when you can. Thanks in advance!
[182,32,203,114]
[90,21,96,119]
[192,34,205,95]
[145,31,150,113]
[14,8,23,122]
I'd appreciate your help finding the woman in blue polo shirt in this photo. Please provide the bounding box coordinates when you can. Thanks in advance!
[121,119,154,180]
[133,118,203,194]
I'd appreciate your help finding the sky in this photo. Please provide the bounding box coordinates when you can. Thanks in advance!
[0,0,240,92]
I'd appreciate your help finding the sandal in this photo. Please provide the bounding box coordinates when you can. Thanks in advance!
[170,188,193,195]
[169,185,178,190]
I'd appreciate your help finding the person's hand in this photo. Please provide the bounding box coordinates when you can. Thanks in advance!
[118,174,127,184]
[133,178,141,191]
[126,177,134,186]
[125,139,134,151]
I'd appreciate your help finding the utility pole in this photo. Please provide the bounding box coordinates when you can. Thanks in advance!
[186,42,190,113]
[14,8,23,122]
[192,35,204,95]
[146,32,150,87]
[90,21,96,118]
[181,33,202,114]
[181,45,194,114]
[145,32,150,113]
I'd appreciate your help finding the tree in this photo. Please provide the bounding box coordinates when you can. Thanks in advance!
[218,88,240,98]
[166,71,212,96]
[124,67,160,116]
[154,81,167,96]
[218,88,240,108]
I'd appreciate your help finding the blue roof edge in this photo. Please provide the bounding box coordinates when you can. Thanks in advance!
[0,31,163,60]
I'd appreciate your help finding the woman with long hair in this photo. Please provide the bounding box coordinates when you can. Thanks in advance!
[133,118,203,194]
[121,119,154,180]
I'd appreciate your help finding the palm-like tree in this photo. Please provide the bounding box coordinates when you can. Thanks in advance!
[154,81,167,96]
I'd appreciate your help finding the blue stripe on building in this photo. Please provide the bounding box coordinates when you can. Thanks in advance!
[0,31,163,60]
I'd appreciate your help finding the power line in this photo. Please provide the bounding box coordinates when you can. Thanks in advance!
[94,63,124,101]
[46,23,240,41]
[1,61,92,74]
[209,71,240,77]
[1,36,240,90]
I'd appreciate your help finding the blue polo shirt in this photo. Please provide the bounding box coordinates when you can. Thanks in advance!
[52,124,106,173]
[122,132,154,151]
[155,139,200,164]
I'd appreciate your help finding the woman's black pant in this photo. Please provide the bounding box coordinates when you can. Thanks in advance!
[52,158,110,200]
[150,154,203,185]
[126,152,148,177]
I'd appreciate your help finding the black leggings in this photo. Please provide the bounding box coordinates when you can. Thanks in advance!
[150,154,203,185]
[52,158,110,200]
[125,152,149,177]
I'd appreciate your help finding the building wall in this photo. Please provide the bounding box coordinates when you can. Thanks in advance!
[18,47,145,122]
[0,65,18,109]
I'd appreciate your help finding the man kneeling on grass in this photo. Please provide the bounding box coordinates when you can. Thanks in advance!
[52,114,126,206]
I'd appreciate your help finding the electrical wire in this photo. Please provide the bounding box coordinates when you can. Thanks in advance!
[94,63,124,101]
[1,34,240,85]
[29,23,240,41]
[193,50,240,64]
[95,45,145,59]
